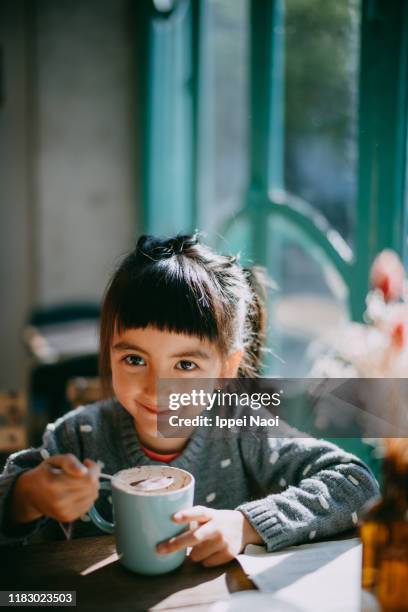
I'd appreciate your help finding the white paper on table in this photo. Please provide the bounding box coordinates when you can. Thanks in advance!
[237,538,362,612]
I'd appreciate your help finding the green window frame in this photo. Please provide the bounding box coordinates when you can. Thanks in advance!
[136,0,408,322]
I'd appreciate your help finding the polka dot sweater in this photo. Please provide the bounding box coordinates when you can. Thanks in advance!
[0,398,379,550]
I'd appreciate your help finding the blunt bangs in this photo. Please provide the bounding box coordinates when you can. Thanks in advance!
[115,260,220,341]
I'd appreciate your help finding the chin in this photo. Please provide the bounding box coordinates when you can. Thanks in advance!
[135,418,157,440]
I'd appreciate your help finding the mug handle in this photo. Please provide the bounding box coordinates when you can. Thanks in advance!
[88,480,115,534]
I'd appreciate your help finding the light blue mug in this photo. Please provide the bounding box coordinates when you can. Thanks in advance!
[89,465,195,575]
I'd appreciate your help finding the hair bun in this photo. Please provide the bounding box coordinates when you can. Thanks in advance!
[170,232,199,255]
[136,231,200,260]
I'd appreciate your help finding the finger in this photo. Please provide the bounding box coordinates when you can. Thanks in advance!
[51,493,96,522]
[71,478,100,502]
[73,493,99,515]
[172,505,216,524]
[83,458,100,469]
[190,536,223,562]
[202,550,233,567]
[157,529,195,554]
[66,485,100,507]
[156,524,213,555]
[50,475,97,499]
[157,520,216,554]
[47,463,99,494]
[46,454,88,477]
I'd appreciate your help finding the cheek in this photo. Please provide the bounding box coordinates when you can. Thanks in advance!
[111,364,135,396]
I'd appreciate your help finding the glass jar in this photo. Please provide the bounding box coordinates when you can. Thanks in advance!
[360,442,408,611]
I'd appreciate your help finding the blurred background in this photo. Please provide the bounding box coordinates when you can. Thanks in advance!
[0,0,407,458]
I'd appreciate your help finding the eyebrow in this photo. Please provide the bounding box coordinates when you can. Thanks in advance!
[112,342,211,360]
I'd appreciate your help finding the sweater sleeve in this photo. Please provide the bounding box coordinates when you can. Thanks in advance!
[236,433,380,552]
[0,410,82,546]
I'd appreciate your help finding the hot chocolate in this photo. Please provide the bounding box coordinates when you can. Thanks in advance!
[112,465,192,495]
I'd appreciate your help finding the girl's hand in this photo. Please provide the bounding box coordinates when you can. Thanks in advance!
[156,506,263,567]
[11,454,101,524]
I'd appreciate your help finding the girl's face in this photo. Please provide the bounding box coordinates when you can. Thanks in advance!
[110,325,242,443]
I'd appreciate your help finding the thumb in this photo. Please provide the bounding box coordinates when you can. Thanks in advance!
[46,454,88,477]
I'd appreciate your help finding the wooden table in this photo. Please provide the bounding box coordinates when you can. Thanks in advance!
[2,535,254,610]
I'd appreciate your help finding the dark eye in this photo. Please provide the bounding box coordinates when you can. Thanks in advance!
[176,360,197,371]
[123,355,145,367]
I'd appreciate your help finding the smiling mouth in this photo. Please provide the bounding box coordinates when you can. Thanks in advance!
[137,401,172,416]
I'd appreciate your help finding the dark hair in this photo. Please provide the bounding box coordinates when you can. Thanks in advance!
[99,231,271,397]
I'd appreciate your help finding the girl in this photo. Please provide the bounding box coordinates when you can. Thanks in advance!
[0,232,379,566]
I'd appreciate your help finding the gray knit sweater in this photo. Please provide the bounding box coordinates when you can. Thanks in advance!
[0,398,379,550]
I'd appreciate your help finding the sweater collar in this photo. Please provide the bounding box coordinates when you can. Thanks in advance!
[115,399,208,469]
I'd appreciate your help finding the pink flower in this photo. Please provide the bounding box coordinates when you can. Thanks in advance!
[387,304,408,350]
[370,250,405,302]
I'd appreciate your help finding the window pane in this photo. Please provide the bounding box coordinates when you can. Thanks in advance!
[198,0,249,241]
[284,0,360,246]
[265,216,349,377]
[215,215,253,264]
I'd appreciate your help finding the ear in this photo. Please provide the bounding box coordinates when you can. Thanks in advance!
[220,349,244,378]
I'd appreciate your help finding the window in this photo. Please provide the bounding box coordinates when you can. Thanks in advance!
[138,0,408,376]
